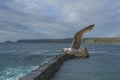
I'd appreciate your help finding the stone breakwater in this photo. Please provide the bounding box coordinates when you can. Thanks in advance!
[19,48,88,80]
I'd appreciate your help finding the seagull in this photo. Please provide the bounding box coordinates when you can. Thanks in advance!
[62,24,95,54]
[72,24,95,49]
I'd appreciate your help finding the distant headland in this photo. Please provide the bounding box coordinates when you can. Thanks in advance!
[3,37,120,44]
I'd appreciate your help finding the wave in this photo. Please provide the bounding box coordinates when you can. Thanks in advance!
[89,51,107,54]
[0,66,39,80]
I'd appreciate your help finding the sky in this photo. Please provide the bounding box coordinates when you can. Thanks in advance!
[0,0,120,42]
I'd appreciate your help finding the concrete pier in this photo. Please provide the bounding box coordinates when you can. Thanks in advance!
[19,48,88,80]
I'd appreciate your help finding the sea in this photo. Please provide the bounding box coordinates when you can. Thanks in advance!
[0,43,120,80]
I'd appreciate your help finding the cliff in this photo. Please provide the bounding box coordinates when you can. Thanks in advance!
[4,38,120,44]
[16,38,72,43]
[83,38,120,44]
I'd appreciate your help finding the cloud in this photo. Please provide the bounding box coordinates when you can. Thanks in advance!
[0,0,120,42]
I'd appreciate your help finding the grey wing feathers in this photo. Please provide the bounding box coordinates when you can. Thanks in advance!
[72,24,95,49]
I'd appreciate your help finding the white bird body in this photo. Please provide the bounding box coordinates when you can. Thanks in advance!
[62,24,95,57]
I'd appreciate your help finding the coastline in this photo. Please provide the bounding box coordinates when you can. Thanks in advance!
[2,37,120,44]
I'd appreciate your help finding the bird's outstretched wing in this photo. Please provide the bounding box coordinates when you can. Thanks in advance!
[72,24,95,49]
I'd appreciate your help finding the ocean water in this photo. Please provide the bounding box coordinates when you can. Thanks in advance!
[0,43,70,80]
[0,43,120,80]
[52,44,120,80]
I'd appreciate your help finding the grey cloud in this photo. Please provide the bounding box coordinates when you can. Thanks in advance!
[0,0,120,42]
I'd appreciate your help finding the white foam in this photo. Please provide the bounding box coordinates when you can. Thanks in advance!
[6,73,24,80]
[1,65,39,80]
